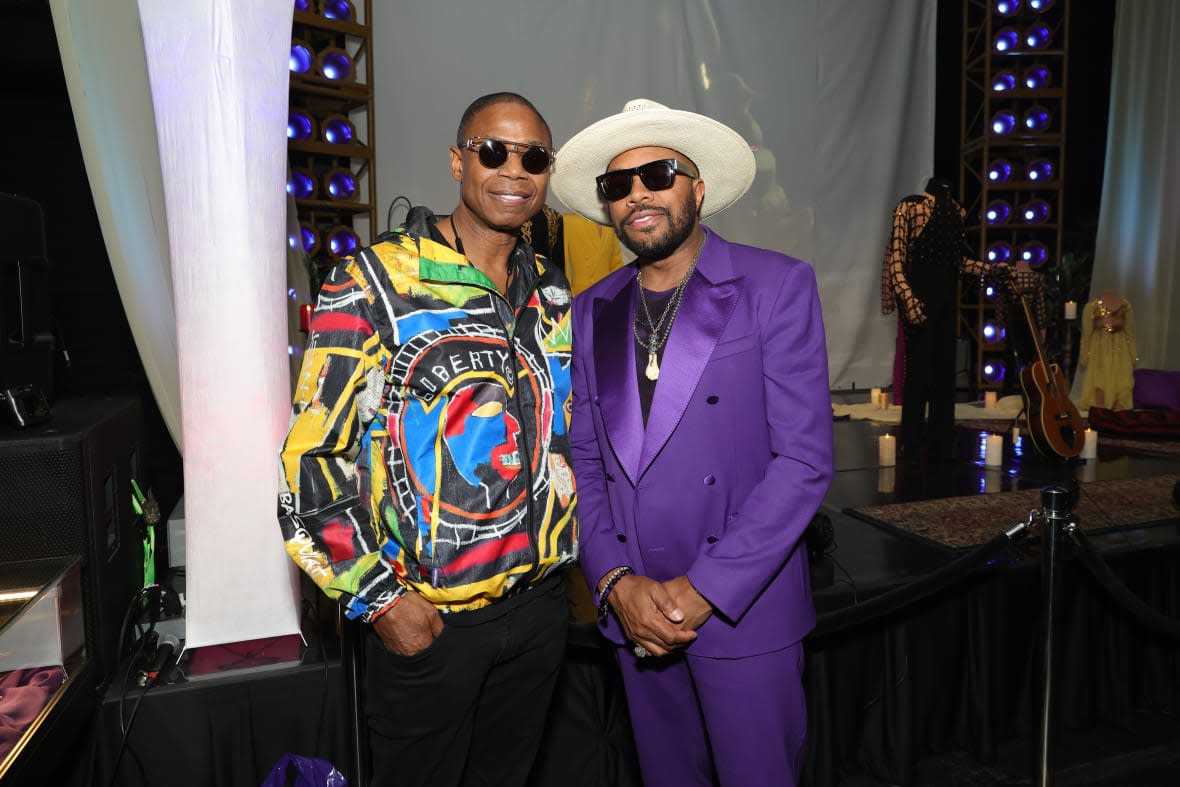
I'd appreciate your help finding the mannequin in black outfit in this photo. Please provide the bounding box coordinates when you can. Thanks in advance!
[882,177,1002,461]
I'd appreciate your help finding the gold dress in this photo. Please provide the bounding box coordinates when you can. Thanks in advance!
[1078,298,1136,410]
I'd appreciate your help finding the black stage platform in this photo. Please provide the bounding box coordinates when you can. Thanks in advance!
[86,414,1180,787]
[805,415,1180,787]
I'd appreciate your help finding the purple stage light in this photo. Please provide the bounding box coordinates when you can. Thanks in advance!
[1021,199,1051,224]
[1019,241,1049,266]
[1024,105,1052,132]
[321,114,356,145]
[986,200,1012,225]
[323,168,358,201]
[327,226,360,258]
[288,109,315,141]
[1023,64,1052,89]
[1026,158,1054,181]
[1025,22,1052,49]
[988,159,1013,182]
[290,40,313,73]
[992,72,1017,92]
[987,242,1012,263]
[322,0,355,21]
[994,27,1020,52]
[289,168,316,200]
[318,48,354,81]
[991,111,1018,135]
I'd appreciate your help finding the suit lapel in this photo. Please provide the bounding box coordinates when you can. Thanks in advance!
[593,272,644,484]
[640,232,741,476]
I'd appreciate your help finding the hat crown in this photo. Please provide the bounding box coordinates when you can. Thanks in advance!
[622,98,667,113]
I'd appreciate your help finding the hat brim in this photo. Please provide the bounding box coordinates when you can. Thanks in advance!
[551,103,756,225]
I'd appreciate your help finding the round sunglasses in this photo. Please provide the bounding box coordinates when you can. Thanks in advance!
[596,159,698,202]
[459,137,555,175]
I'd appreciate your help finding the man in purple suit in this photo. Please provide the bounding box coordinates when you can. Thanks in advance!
[551,99,834,786]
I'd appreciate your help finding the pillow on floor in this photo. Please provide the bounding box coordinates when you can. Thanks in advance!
[1133,369,1180,411]
[1087,406,1180,438]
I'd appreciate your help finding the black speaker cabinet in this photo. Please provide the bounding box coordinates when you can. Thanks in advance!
[1,193,55,397]
[0,396,144,679]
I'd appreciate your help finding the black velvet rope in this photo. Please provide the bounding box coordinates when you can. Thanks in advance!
[810,525,1029,639]
[1066,525,1180,640]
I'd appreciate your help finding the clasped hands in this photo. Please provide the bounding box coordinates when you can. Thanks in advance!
[607,574,713,658]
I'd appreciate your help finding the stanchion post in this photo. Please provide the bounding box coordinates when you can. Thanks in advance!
[340,608,369,786]
[1036,486,1071,787]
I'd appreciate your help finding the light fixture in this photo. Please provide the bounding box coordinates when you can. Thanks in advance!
[984,284,1000,302]
[299,222,320,255]
[288,167,317,200]
[986,242,1012,263]
[1023,64,1052,89]
[991,72,1017,92]
[1026,158,1054,181]
[1025,22,1053,49]
[316,47,354,81]
[1028,0,1055,12]
[982,322,1007,344]
[321,0,356,21]
[988,159,1013,182]
[321,114,356,145]
[982,359,1007,383]
[288,109,316,141]
[985,199,1012,225]
[1024,105,1052,132]
[294,0,311,12]
[991,111,1018,136]
[995,0,1021,16]
[290,39,314,74]
[322,167,358,201]
[1019,241,1050,266]
[326,225,360,258]
[1021,198,1051,223]
[993,27,1020,53]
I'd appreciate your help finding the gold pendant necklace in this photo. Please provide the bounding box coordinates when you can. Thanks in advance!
[645,350,660,381]
[633,236,706,383]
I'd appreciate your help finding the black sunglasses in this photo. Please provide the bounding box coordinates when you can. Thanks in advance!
[596,159,698,202]
[459,137,555,175]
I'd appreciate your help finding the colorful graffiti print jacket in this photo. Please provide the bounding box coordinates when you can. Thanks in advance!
[278,210,577,621]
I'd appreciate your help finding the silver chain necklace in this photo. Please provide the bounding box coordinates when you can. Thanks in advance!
[632,236,705,381]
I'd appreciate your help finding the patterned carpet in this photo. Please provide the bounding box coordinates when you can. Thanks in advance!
[846,474,1180,551]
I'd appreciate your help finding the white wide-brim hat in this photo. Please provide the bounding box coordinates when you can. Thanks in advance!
[551,98,756,225]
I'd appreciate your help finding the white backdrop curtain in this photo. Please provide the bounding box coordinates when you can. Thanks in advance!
[47,0,942,647]
[1087,0,1180,372]
[49,0,301,650]
[373,0,937,391]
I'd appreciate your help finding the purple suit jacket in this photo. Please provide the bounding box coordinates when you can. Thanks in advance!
[570,228,834,658]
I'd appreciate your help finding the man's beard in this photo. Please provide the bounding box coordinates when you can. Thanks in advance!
[613,192,697,261]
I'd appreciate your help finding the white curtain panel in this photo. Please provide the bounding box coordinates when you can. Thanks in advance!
[1089,0,1180,371]
[48,0,182,447]
[134,0,301,650]
[373,0,936,391]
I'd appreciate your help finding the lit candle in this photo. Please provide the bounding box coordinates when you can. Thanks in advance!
[984,468,1002,494]
[1065,300,1077,320]
[870,387,882,409]
[877,466,896,493]
[1080,460,1097,483]
[878,434,896,466]
[985,434,1003,467]
[1081,428,1098,459]
[984,391,997,409]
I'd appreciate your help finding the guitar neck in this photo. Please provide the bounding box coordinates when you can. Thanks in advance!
[1019,292,1050,371]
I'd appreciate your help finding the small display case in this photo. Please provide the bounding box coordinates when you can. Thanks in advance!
[0,556,86,774]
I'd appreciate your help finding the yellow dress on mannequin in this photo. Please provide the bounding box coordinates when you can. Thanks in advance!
[1078,291,1136,410]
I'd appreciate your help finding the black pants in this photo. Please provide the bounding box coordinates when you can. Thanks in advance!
[901,299,958,460]
[364,577,569,787]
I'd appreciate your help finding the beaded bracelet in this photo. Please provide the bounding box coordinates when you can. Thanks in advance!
[596,566,634,622]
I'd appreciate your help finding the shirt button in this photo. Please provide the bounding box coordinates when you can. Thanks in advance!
[704,475,716,485]
[616,533,627,543]
[707,395,719,404]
